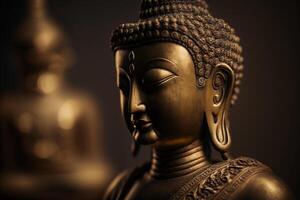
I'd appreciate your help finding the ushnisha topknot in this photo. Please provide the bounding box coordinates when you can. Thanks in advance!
[111,0,243,105]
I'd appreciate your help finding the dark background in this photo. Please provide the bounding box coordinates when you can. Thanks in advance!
[1,0,299,197]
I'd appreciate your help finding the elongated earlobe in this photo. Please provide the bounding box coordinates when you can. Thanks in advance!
[205,63,235,160]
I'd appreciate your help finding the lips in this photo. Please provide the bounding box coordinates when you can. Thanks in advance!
[133,120,152,129]
[130,115,158,144]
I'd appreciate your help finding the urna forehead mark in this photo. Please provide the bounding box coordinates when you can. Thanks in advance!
[128,51,135,63]
[116,43,194,78]
[128,51,135,75]
[115,43,194,80]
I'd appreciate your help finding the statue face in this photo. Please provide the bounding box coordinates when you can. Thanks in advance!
[16,19,73,76]
[115,42,205,147]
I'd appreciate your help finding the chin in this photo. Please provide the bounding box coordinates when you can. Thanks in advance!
[133,128,159,145]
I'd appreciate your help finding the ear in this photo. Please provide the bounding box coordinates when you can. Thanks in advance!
[204,63,235,159]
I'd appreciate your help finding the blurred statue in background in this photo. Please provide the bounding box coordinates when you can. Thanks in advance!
[0,0,111,199]
[104,0,293,200]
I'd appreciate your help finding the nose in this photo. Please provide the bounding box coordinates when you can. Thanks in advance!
[129,82,146,114]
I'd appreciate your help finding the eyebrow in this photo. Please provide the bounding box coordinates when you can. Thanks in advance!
[143,57,176,66]
[116,67,131,87]
[118,67,130,77]
[142,57,179,74]
[117,57,179,76]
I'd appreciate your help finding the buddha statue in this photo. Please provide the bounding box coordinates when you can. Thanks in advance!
[104,0,294,199]
[0,0,111,199]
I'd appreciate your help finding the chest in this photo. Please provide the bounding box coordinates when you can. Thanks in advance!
[2,95,84,165]
[125,174,190,200]
[4,95,82,138]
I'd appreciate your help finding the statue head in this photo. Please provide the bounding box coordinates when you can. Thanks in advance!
[111,0,243,158]
[13,0,73,77]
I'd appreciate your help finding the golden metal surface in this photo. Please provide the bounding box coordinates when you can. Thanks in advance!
[0,0,111,199]
[105,0,294,199]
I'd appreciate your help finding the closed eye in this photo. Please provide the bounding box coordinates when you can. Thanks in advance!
[141,68,177,89]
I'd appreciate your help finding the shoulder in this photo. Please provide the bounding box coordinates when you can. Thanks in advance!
[103,170,129,200]
[231,161,294,200]
[103,163,150,200]
[171,157,271,200]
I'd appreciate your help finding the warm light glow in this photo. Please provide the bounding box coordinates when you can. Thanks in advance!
[71,163,109,187]
[259,178,281,197]
[37,73,59,94]
[17,112,33,133]
[34,28,56,52]
[34,140,57,159]
[57,100,79,130]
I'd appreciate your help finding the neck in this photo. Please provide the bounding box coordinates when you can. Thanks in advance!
[149,140,210,179]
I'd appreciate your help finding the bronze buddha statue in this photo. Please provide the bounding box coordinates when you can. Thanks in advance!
[104,0,294,199]
[0,0,111,199]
